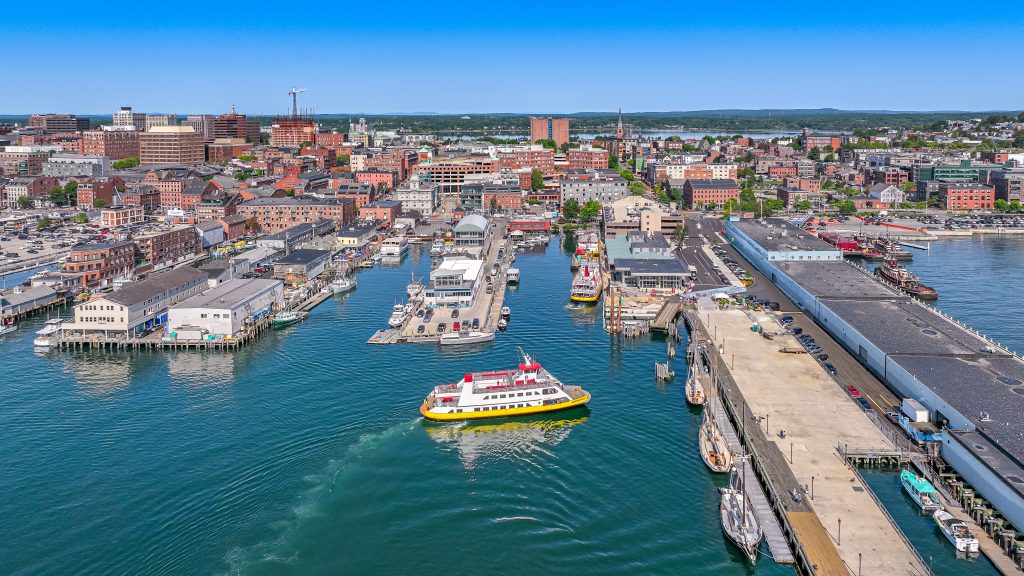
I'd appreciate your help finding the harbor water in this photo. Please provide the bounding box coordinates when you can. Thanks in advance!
[0,235,1015,575]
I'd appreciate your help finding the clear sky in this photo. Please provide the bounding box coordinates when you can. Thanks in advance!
[3,0,1022,115]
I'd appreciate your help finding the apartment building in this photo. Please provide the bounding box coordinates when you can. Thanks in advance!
[82,128,139,160]
[134,226,201,272]
[63,240,136,289]
[101,206,145,227]
[939,182,995,211]
[237,196,356,232]
[139,126,204,165]
[566,146,610,170]
[529,117,570,146]
[681,178,740,209]
[497,146,555,174]
[559,169,629,204]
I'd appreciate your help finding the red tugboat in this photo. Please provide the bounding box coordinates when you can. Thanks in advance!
[872,236,913,261]
[874,256,938,300]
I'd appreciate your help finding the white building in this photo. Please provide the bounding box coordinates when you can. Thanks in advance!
[393,178,440,214]
[195,220,225,248]
[42,153,110,178]
[424,257,483,309]
[867,183,905,204]
[113,106,146,131]
[166,278,283,340]
[145,114,178,131]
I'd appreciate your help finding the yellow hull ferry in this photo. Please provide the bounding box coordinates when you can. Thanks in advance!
[569,261,602,303]
[420,350,591,422]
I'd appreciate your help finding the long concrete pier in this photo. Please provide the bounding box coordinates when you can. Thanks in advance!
[687,299,930,576]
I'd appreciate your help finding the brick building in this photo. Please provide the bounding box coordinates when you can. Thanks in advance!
[359,200,402,225]
[139,126,204,165]
[355,170,398,190]
[237,196,356,232]
[206,138,253,163]
[681,178,740,209]
[939,182,995,211]
[101,206,145,227]
[210,112,261,143]
[497,146,555,174]
[63,240,136,289]
[134,226,201,272]
[28,114,90,132]
[566,147,609,170]
[529,117,570,146]
[270,117,316,148]
[81,129,140,160]
[0,147,51,176]
[77,178,118,208]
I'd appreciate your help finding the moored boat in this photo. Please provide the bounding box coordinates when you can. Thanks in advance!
[933,510,979,554]
[497,318,508,330]
[685,362,706,406]
[569,261,601,303]
[332,275,357,294]
[501,306,511,320]
[873,237,913,260]
[273,310,308,329]
[699,407,732,473]
[900,470,941,511]
[388,304,411,328]
[33,317,64,347]
[720,463,763,564]
[420,350,590,421]
[438,331,495,346]
[406,273,424,299]
[506,268,520,284]
[874,256,938,300]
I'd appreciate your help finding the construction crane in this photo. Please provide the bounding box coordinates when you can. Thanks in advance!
[287,87,307,117]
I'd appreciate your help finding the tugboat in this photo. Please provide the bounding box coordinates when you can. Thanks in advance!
[720,459,763,564]
[874,256,938,300]
[933,510,980,554]
[273,310,308,329]
[900,470,941,512]
[873,236,913,261]
[569,261,602,303]
[420,350,590,421]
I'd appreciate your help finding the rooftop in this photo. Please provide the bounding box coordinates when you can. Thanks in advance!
[613,258,690,275]
[275,248,330,265]
[685,178,739,189]
[172,278,281,309]
[105,267,208,307]
[730,218,840,253]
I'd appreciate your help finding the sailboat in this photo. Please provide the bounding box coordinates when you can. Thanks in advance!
[720,458,763,564]
[699,405,733,473]
[685,361,705,405]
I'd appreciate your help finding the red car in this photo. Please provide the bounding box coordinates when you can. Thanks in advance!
[452,321,461,332]
[846,386,861,398]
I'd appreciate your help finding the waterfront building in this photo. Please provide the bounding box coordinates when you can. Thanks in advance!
[725,217,1024,533]
[166,278,283,340]
[602,196,685,239]
[937,182,995,211]
[335,223,377,249]
[101,206,145,227]
[63,240,136,289]
[359,200,402,226]
[559,169,628,205]
[81,127,140,160]
[237,196,355,232]
[412,155,500,209]
[529,117,569,146]
[42,153,110,178]
[508,216,551,233]
[424,257,483,309]
[63,266,208,337]
[453,214,490,247]
[272,249,330,284]
[139,126,205,165]
[134,225,201,273]
[195,220,226,248]
[231,246,280,271]
[680,178,740,209]
[990,170,1024,203]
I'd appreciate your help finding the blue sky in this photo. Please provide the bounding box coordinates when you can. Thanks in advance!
[2,1,1022,115]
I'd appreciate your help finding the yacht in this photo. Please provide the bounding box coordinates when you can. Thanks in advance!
[407,274,424,299]
[430,240,445,256]
[720,462,763,564]
[388,303,411,328]
[33,318,64,347]
[420,350,590,421]
[933,510,980,554]
[900,470,941,512]
[381,237,409,257]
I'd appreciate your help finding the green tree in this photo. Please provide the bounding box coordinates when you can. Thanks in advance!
[1014,133,1024,149]
[16,196,33,209]
[807,147,821,160]
[673,224,688,245]
[703,135,716,145]
[337,153,350,166]
[94,199,109,208]
[899,181,917,195]
[1010,200,1023,212]
[72,212,89,224]
[839,200,858,215]
[995,199,1009,212]
[37,216,52,230]
[927,194,944,209]
[580,200,602,221]
[530,169,544,191]
[793,199,813,211]
[628,180,646,195]
[562,198,580,220]
[237,155,257,162]
[823,153,836,163]
[607,155,619,170]
[49,186,67,206]
[235,172,250,181]
[285,188,296,197]
[534,139,557,150]
[823,144,834,153]
[489,197,499,213]
[111,156,140,170]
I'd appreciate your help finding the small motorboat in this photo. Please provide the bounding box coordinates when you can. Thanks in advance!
[933,510,979,554]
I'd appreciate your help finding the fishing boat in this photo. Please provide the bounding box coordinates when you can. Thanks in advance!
[933,510,980,554]
[420,350,591,421]
[501,306,511,320]
[900,470,941,511]
[506,268,520,284]
[685,362,706,406]
[497,318,508,330]
[874,256,938,300]
[273,310,308,329]
[720,461,763,564]
[406,274,424,299]
[569,261,601,303]
[388,304,411,328]
[33,317,64,347]
[699,407,732,473]
[332,275,357,294]
[439,331,495,346]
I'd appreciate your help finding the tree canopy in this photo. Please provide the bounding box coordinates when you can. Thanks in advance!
[111,156,140,170]
[562,198,580,220]
[530,169,544,191]
[580,200,602,220]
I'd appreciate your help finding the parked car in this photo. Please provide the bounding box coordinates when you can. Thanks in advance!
[416,309,425,318]
[471,318,480,329]
[823,363,837,375]
[780,316,794,324]
[816,353,829,361]
[857,398,872,411]
[791,327,803,335]
[451,309,460,319]
[417,324,425,334]
[437,322,446,333]
[452,321,461,331]
[424,310,433,322]
[846,386,861,398]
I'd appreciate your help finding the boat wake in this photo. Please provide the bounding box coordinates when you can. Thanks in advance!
[222,419,420,574]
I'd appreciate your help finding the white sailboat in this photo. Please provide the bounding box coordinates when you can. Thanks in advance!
[720,458,763,564]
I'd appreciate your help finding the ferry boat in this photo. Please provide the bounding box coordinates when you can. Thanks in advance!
[388,304,411,328]
[569,262,601,303]
[933,510,980,554]
[331,275,357,294]
[33,317,64,347]
[506,268,520,284]
[273,310,308,329]
[381,237,409,257]
[699,407,732,473]
[685,361,706,406]
[874,257,938,300]
[900,470,941,511]
[720,463,763,564]
[420,351,591,421]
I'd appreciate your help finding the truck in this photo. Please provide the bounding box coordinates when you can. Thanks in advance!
[687,264,697,279]
[901,398,928,423]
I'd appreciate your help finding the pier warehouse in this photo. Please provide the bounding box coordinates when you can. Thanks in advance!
[424,258,483,309]
[726,217,1024,532]
[61,267,208,338]
[272,249,330,284]
[166,278,283,341]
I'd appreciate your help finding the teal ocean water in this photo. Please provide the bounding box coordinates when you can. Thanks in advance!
[0,235,1014,575]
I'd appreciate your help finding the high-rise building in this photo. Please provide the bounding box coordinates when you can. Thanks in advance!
[529,117,570,146]
[28,114,91,132]
[139,126,205,165]
[270,117,316,148]
[183,114,215,141]
[145,114,178,131]
[211,112,261,143]
[82,127,140,160]
[113,106,147,131]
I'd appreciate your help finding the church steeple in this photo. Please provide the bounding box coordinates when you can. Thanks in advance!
[616,106,623,139]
